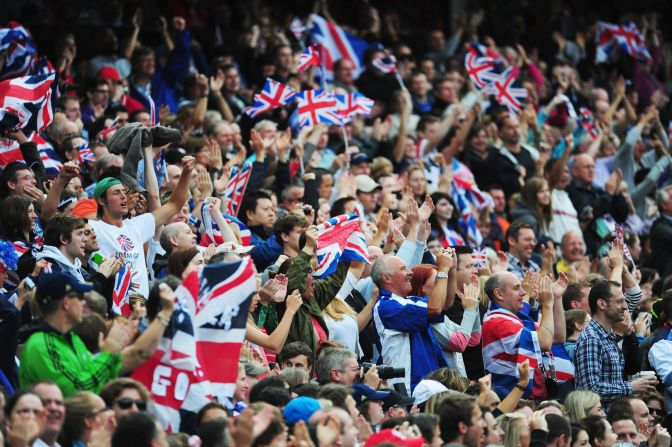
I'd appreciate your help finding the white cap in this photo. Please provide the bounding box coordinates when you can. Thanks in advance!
[412,380,449,405]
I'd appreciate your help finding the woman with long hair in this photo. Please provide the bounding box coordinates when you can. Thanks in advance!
[410,264,480,377]
[404,166,428,203]
[0,195,38,247]
[565,391,605,423]
[581,415,617,447]
[496,412,531,447]
[429,191,467,247]
[510,177,552,238]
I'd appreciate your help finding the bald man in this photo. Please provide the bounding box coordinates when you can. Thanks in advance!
[566,154,628,257]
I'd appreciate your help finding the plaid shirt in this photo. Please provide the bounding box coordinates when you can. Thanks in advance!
[574,319,631,404]
[506,253,540,280]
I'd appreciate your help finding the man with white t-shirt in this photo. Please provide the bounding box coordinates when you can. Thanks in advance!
[544,136,581,244]
[89,156,195,301]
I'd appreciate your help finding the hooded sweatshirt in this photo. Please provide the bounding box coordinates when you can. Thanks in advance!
[35,245,85,282]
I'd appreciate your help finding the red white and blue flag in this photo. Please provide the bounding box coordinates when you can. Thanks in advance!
[372,54,398,74]
[314,214,370,278]
[77,142,96,166]
[132,259,256,431]
[308,14,369,81]
[464,52,499,89]
[34,133,62,177]
[335,92,374,123]
[201,198,225,246]
[596,22,651,64]
[112,262,133,316]
[224,156,254,217]
[471,248,488,268]
[481,67,527,115]
[0,22,38,80]
[482,302,542,397]
[577,107,599,139]
[244,78,297,118]
[0,72,58,133]
[146,94,159,126]
[450,177,493,247]
[97,117,119,142]
[296,89,340,128]
[297,43,321,72]
[290,17,306,41]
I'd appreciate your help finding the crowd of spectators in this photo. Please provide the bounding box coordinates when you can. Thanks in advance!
[2,1,672,447]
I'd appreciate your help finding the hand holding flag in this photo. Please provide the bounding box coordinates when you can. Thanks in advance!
[313,214,370,278]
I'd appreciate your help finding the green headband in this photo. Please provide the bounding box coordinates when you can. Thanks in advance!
[93,177,122,200]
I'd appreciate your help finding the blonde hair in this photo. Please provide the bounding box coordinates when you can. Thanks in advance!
[496,412,528,447]
[423,391,451,415]
[565,390,601,423]
[323,297,357,321]
[62,391,99,446]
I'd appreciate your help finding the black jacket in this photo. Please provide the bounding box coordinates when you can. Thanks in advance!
[649,216,672,277]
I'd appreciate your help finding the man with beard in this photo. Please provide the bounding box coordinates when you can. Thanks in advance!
[574,280,658,405]
[31,381,66,447]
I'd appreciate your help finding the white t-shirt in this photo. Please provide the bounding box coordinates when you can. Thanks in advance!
[324,313,361,356]
[548,189,581,243]
[89,213,156,297]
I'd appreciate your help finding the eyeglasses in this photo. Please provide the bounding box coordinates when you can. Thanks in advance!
[648,407,666,416]
[114,398,147,411]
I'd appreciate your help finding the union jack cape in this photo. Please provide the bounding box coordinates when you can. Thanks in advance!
[314,214,370,278]
[131,259,256,431]
[335,92,374,123]
[295,89,340,128]
[482,302,542,397]
[0,72,58,133]
[244,78,296,118]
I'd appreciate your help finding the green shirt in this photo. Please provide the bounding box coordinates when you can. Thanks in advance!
[20,327,121,396]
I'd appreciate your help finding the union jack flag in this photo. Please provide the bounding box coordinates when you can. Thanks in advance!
[464,52,499,89]
[450,178,491,247]
[612,224,634,265]
[147,94,159,126]
[131,258,256,431]
[314,214,370,278]
[308,14,369,81]
[481,67,527,115]
[0,72,58,133]
[372,54,398,74]
[335,92,374,123]
[201,198,225,246]
[0,22,37,80]
[112,262,133,316]
[296,89,340,128]
[466,42,502,62]
[200,214,252,247]
[577,107,599,139]
[471,247,488,268]
[297,43,321,72]
[596,22,651,64]
[244,78,297,118]
[77,142,96,166]
[224,156,254,217]
[33,133,62,177]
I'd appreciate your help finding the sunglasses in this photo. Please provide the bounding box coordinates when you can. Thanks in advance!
[115,398,147,411]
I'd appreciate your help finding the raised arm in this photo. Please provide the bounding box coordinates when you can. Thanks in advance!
[41,163,79,221]
[428,248,454,318]
[246,290,302,353]
[152,156,195,227]
[536,274,555,351]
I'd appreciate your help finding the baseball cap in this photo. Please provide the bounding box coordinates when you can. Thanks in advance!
[350,153,370,165]
[94,177,122,200]
[97,66,121,81]
[355,175,381,193]
[36,273,94,306]
[282,396,322,425]
[365,429,424,447]
[382,390,416,412]
[351,383,391,405]
[412,380,449,405]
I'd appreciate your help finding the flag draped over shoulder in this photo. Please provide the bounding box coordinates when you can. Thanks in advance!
[314,214,369,278]
[132,258,256,431]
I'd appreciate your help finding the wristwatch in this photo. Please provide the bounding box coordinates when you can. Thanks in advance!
[436,272,449,279]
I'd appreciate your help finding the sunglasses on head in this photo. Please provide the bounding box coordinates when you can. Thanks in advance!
[115,398,147,411]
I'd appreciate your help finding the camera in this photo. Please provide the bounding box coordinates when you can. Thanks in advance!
[361,362,405,380]
[302,205,313,215]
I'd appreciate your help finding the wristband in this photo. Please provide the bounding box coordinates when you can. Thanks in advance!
[514,383,526,391]
[157,313,171,326]
[436,272,449,279]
